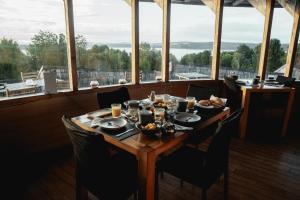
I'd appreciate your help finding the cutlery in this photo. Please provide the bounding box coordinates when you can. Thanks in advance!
[107,121,120,127]
[115,128,135,137]
[174,124,193,131]
[185,117,193,122]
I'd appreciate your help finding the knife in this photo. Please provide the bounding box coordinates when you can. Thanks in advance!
[115,128,135,137]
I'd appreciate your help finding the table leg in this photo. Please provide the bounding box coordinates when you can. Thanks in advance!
[138,150,156,200]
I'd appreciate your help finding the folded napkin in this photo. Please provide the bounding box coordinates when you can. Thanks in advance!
[174,124,193,131]
[86,108,112,119]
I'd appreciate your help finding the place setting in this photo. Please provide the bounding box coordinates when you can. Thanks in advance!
[89,103,140,140]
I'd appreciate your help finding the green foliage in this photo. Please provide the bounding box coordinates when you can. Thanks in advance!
[139,42,161,72]
[0,29,290,83]
[220,51,234,68]
[267,39,285,72]
[0,38,28,81]
[180,50,211,66]
[231,44,254,71]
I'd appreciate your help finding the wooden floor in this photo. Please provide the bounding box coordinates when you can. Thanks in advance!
[12,136,300,200]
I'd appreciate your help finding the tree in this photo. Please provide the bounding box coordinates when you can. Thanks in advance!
[200,50,211,65]
[267,39,285,72]
[139,42,161,72]
[27,30,62,70]
[251,44,261,71]
[231,44,254,71]
[0,38,28,81]
[220,51,234,68]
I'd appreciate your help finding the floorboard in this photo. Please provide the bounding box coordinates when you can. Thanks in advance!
[13,136,300,200]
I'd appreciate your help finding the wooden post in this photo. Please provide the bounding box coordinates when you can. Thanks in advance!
[64,0,78,91]
[130,0,140,85]
[211,0,224,80]
[285,2,300,77]
[258,0,275,81]
[162,0,171,82]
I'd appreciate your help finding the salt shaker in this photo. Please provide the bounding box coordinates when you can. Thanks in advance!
[149,90,155,101]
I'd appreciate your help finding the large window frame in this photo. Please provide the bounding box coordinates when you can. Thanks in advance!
[0,0,299,102]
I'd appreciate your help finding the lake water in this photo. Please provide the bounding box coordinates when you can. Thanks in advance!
[113,47,212,60]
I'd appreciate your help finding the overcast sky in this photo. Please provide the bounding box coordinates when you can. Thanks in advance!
[0,0,295,45]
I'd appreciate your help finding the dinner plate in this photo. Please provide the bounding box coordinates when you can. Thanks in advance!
[99,117,127,130]
[173,112,201,123]
[196,98,227,109]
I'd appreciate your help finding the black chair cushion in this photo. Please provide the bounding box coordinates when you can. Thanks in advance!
[97,87,130,109]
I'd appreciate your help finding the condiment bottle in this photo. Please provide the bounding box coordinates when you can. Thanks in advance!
[149,90,155,101]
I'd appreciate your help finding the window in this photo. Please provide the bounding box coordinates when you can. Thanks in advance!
[219,3,264,80]
[0,0,69,99]
[170,2,214,81]
[293,34,300,80]
[139,1,162,82]
[73,0,131,88]
[267,2,294,79]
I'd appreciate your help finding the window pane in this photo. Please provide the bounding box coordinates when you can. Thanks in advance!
[0,0,69,99]
[170,2,214,81]
[267,2,294,79]
[293,34,300,80]
[219,4,264,80]
[139,1,162,82]
[73,0,131,88]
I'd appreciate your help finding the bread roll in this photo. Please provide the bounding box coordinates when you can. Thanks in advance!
[199,99,211,106]
[210,95,224,106]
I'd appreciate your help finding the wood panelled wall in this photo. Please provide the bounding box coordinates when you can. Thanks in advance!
[0,80,223,154]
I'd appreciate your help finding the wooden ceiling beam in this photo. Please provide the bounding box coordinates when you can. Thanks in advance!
[247,0,266,15]
[154,0,164,8]
[211,0,224,80]
[162,0,171,82]
[258,0,275,80]
[124,0,132,6]
[201,0,216,12]
[277,0,296,16]
[285,1,300,77]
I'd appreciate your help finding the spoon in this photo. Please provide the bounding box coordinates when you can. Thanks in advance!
[107,122,120,127]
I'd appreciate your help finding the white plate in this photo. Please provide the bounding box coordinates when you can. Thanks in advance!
[98,117,127,130]
[174,112,201,123]
[196,98,227,109]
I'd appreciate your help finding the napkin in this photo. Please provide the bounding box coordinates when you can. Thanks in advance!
[86,108,112,119]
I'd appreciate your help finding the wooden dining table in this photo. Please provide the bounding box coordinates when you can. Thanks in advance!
[72,105,230,200]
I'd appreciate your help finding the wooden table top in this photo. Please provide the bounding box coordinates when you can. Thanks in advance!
[71,107,230,156]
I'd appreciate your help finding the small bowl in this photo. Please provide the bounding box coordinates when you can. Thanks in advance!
[136,122,160,136]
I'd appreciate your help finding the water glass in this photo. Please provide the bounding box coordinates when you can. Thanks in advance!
[154,108,165,123]
[186,96,196,109]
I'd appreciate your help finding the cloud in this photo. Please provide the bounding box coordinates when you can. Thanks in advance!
[0,1,294,45]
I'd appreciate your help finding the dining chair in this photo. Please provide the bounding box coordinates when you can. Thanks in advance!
[185,83,224,146]
[96,86,130,109]
[62,115,138,200]
[223,76,242,112]
[275,75,295,87]
[156,108,243,200]
[186,83,222,101]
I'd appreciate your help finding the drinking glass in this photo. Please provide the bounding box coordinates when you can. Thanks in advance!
[177,99,188,112]
[186,96,196,110]
[154,95,163,103]
[154,108,165,123]
[111,103,121,118]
